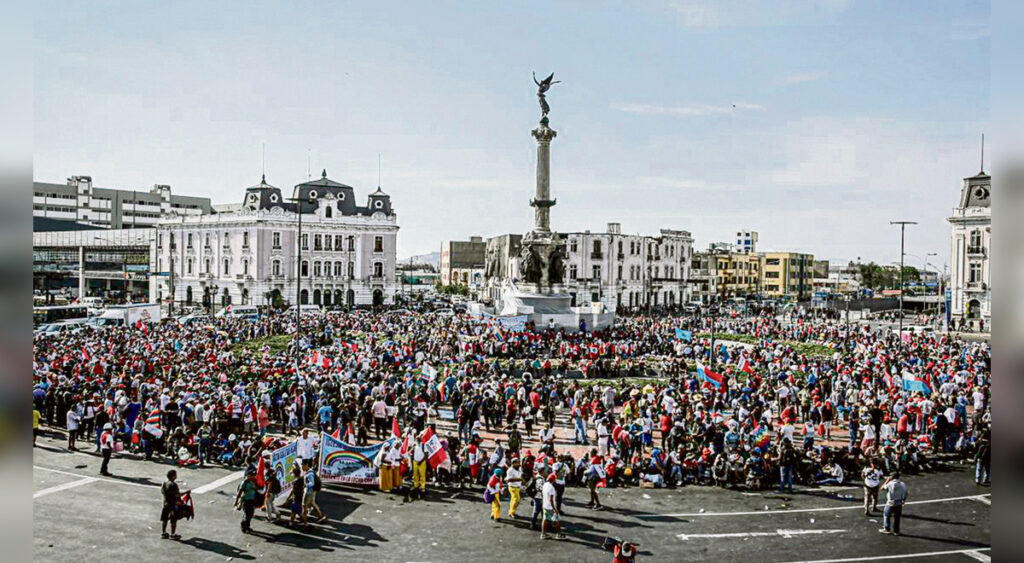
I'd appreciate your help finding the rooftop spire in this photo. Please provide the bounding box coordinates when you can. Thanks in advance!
[321,168,327,179]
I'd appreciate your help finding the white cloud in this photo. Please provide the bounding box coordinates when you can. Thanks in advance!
[610,102,763,117]
[784,72,822,84]
[667,0,854,28]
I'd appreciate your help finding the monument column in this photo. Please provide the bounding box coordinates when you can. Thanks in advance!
[530,119,557,233]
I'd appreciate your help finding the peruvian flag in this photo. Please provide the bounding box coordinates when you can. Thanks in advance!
[420,427,449,469]
[81,346,91,361]
[331,424,342,440]
[737,355,754,374]
[344,422,356,443]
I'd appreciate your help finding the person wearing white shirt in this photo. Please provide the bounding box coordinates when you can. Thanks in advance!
[66,404,80,451]
[506,458,523,518]
[411,437,428,493]
[296,428,317,463]
[540,474,564,540]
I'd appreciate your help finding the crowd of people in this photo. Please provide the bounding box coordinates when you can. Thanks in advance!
[33,305,991,543]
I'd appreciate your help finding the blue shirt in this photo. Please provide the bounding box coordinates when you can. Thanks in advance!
[317,405,333,422]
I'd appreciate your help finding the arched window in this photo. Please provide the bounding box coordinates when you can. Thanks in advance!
[313,289,321,305]
[314,261,322,277]
[223,258,230,275]
[334,262,343,276]
[325,206,333,218]
[242,259,249,276]
[187,258,193,275]
[300,289,309,304]
[205,258,211,273]
[272,260,281,276]
[373,262,383,277]
[301,260,309,277]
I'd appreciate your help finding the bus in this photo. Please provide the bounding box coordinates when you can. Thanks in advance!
[33,305,89,327]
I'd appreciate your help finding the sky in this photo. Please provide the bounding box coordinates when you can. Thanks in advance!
[33,0,990,269]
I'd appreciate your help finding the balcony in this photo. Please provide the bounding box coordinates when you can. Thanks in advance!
[617,253,625,261]
[967,246,986,257]
[590,252,603,260]
[235,274,253,282]
[369,275,386,282]
[966,281,987,292]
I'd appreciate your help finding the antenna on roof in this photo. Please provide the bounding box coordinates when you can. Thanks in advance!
[378,153,382,187]
[980,133,985,174]
[262,142,266,178]
[307,149,311,180]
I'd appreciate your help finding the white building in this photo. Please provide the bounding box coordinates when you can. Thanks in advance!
[735,230,758,253]
[948,169,991,329]
[483,223,693,312]
[152,171,399,311]
[34,175,211,228]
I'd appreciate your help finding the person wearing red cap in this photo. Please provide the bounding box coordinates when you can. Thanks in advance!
[540,472,565,540]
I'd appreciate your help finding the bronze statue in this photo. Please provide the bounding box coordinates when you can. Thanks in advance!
[548,244,565,285]
[533,72,560,117]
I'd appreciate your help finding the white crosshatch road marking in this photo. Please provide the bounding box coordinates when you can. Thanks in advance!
[677,529,846,541]
[778,547,992,563]
[34,476,97,498]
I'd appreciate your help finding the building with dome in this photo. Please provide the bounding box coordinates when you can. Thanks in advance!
[152,170,398,311]
[948,168,991,330]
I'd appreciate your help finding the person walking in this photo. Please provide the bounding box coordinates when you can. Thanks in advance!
[99,423,115,476]
[862,461,882,515]
[160,469,187,539]
[506,457,523,519]
[304,461,326,522]
[235,468,259,533]
[263,461,282,522]
[66,403,80,451]
[485,467,504,521]
[879,473,908,535]
[540,473,566,540]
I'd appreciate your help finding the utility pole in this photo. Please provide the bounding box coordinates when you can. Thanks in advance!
[890,221,917,337]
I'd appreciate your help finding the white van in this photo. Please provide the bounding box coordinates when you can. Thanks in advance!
[285,304,322,316]
[216,304,260,320]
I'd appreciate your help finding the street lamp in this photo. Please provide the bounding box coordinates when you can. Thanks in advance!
[890,221,917,336]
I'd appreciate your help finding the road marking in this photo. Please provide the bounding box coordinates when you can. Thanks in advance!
[962,550,991,562]
[34,476,97,498]
[778,547,991,563]
[641,493,990,518]
[34,466,157,489]
[192,471,245,494]
[677,529,846,541]
[970,495,991,505]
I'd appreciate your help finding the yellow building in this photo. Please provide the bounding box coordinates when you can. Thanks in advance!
[715,252,762,299]
[760,252,814,301]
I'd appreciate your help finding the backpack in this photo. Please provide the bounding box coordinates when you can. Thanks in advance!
[312,472,322,492]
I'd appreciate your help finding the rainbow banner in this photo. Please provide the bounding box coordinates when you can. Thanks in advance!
[270,440,299,499]
[318,432,394,486]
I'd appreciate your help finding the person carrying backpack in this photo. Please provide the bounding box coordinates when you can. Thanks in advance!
[303,461,326,522]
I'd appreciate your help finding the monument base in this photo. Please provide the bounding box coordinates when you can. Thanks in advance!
[495,282,615,332]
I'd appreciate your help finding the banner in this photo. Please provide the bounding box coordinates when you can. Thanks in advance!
[270,440,299,499]
[318,432,394,486]
[480,313,529,332]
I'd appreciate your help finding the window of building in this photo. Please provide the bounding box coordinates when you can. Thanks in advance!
[374,236,383,252]
[373,262,383,277]
[314,261,322,277]
[570,240,578,253]
[222,258,230,275]
[334,262,343,276]
[348,261,354,278]
[272,232,281,249]
[204,234,210,248]
[618,240,623,254]
[970,229,982,250]
[570,265,577,280]
[335,235,344,250]
[969,262,982,283]
[242,259,249,275]
[272,260,281,276]
[593,240,602,254]
[301,260,309,277]
[314,234,322,251]
[617,265,623,279]
[325,206,332,218]
[204,258,211,273]
[242,231,249,248]
[592,265,601,279]
[186,258,193,275]
[348,236,355,251]
[301,234,309,250]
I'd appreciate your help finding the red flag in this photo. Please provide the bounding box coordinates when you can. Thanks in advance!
[391,416,401,440]
[345,422,355,443]
[331,425,342,440]
[256,455,266,488]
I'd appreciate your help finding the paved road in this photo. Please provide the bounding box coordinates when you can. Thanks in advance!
[33,433,990,562]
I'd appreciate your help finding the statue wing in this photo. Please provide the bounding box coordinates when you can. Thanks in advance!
[541,73,555,87]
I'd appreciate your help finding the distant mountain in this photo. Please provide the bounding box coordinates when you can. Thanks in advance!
[400,251,440,269]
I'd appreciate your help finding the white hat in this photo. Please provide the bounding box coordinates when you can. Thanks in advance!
[228,434,237,441]
[103,423,113,430]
